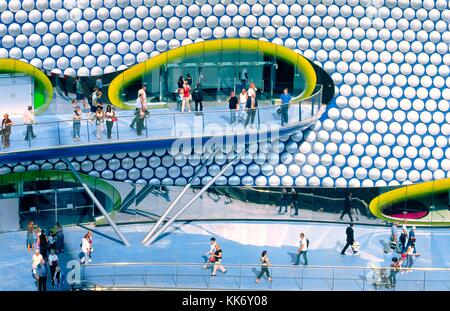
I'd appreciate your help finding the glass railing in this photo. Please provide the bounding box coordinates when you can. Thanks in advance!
[0,85,323,154]
[77,262,450,291]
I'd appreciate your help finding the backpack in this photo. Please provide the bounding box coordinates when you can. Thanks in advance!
[306,239,310,248]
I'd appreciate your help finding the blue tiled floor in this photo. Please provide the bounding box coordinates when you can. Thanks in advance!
[1,221,449,291]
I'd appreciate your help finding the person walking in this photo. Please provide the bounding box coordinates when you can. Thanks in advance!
[340,223,356,255]
[81,233,91,264]
[87,230,94,261]
[75,76,87,108]
[227,91,238,124]
[105,105,116,140]
[244,83,258,128]
[72,106,82,141]
[255,250,272,283]
[192,83,204,112]
[181,81,191,112]
[32,249,43,281]
[177,75,184,93]
[389,222,399,252]
[39,229,49,260]
[389,257,402,288]
[23,105,36,141]
[340,192,354,222]
[211,244,227,276]
[404,243,415,272]
[278,188,289,214]
[36,259,48,292]
[280,88,292,126]
[294,233,308,265]
[290,188,299,216]
[48,249,59,286]
[203,237,217,269]
[26,221,35,252]
[399,224,408,253]
[240,68,248,90]
[95,106,105,139]
[407,226,417,254]
[1,113,13,148]
[136,106,147,136]
[53,266,64,291]
[55,222,64,253]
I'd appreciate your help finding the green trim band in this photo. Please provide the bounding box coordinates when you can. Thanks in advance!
[108,38,317,109]
[0,58,53,114]
[0,170,122,222]
[369,178,450,226]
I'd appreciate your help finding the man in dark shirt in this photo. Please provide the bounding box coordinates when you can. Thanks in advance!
[186,73,193,86]
[280,88,292,126]
[340,192,354,222]
[340,223,355,255]
[192,83,204,112]
[227,91,238,124]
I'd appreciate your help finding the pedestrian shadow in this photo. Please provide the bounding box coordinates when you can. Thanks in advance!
[287,252,297,264]
[251,268,259,277]
[77,224,125,246]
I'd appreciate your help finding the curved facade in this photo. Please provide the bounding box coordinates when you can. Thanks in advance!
[0,0,449,188]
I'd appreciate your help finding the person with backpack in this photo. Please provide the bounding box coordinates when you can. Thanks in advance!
[293,233,308,265]
[255,250,272,283]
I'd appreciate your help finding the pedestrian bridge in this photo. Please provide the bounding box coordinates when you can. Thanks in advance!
[0,85,324,164]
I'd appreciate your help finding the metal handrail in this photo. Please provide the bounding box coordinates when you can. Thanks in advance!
[80,261,450,272]
[1,85,324,131]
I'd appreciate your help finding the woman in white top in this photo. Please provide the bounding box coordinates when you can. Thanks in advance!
[238,88,248,122]
[73,106,82,141]
[405,243,415,272]
[81,234,91,264]
[104,105,116,140]
[95,107,105,139]
[247,82,257,107]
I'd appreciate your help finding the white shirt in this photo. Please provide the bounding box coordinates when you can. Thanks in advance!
[32,254,43,269]
[48,254,58,265]
[239,93,247,104]
[23,110,35,124]
[247,88,256,98]
[299,238,308,252]
[138,89,146,101]
[209,242,217,254]
[81,237,90,254]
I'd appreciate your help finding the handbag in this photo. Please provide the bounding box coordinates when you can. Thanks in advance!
[111,117,117,122]
[209,256,216,263]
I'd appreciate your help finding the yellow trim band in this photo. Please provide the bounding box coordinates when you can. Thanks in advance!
[369,178,450,226]
[109,39,317,109]
[0,58,53,114]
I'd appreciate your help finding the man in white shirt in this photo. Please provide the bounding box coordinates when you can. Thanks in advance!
[23,105,36,141]
[203,237,217,269]
[130,93,146,129]
[293,233,308,265]
[32,249,43,280]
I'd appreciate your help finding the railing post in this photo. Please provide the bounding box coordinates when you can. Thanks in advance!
[145,116,149,138]
[362,269,366,291]
[331,268,335,291]
[423,270,426,291]
[86,120,90,142]
[57,122,61,145]
[115,117,120,140]
[299,100,302,122]
[113,265,116,287]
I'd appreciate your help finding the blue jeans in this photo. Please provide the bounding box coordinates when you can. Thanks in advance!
[73,121,81,138]
[295,251,308,265]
